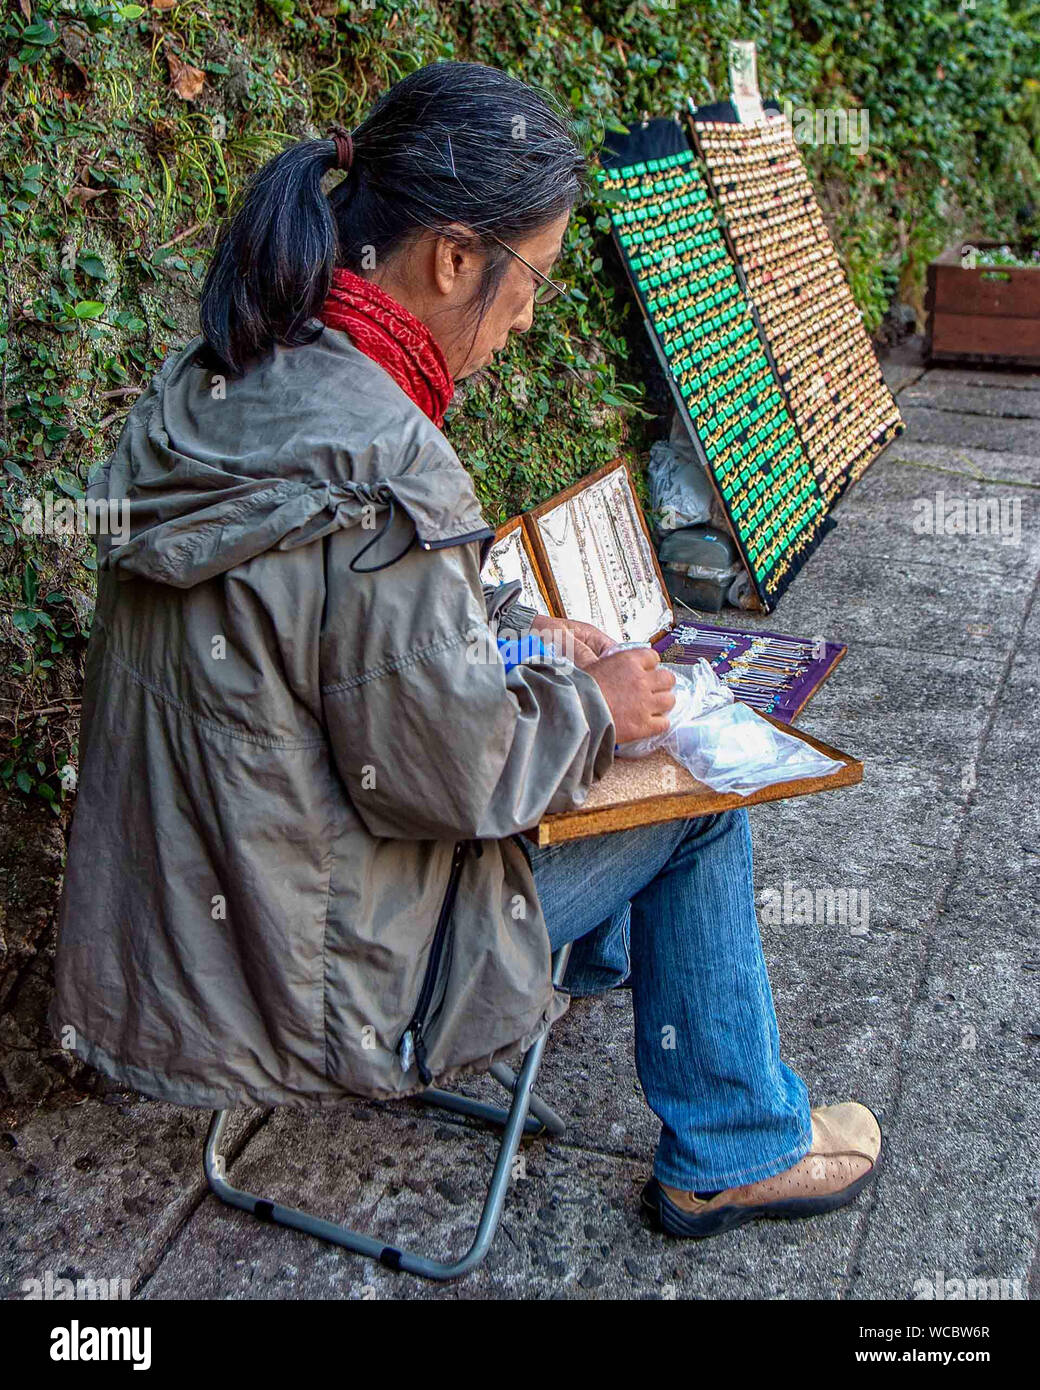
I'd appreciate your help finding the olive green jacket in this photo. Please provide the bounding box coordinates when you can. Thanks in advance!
[51,329,615,1108]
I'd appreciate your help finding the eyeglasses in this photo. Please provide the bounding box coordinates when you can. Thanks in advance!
[488,234,570,304]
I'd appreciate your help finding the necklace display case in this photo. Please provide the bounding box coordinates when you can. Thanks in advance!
[524,461,674,645]
[480,515,554,617]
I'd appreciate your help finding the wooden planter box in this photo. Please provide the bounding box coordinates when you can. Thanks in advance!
[926,249,1040,367]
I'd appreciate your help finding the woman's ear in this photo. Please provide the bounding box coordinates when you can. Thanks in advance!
[431,224,482,300]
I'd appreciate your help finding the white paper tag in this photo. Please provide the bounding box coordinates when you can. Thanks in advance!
[729,40,765,124]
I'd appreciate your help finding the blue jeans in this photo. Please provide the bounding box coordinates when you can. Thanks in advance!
[526,809,813,1190]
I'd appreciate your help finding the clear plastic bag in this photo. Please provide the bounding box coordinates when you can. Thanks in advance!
[667,701,842,794]
[612,645,843,795]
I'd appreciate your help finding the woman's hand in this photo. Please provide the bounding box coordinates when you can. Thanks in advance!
[529,614,616,669]
[527,617,675,739]
[587,646,676,744]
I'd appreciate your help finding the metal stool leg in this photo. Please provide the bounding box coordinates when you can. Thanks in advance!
[488,1062,567,1135]
[415,1084,547,1134]
[203,944,571,1281]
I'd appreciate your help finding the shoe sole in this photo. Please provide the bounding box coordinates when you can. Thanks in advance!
[643,1120,883,1240]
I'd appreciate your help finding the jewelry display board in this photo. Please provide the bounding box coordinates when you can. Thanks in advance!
[529,714,861,845]
[480,516,553,617]
[524,461,674,645]
[691,111,903,503]
[653,620,846,724]
[599,121,832,614]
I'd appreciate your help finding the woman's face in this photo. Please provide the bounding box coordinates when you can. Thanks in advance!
[380,211,571,381]
[445,212,571,379]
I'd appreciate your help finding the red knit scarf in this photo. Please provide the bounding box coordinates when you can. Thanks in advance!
[320,267,454,429]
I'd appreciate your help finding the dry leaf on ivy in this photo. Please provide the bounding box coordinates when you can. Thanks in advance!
[166,51,205,102]
[152,0,179,11]
[65,185,108,206]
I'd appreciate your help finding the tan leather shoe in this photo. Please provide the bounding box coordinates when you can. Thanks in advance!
[642,1102,882,1239]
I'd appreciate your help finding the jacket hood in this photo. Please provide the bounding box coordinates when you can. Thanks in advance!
[90,331,492,589]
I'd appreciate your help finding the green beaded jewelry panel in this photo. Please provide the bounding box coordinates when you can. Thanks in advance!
[691,110,904,504]
[599,122,831,612]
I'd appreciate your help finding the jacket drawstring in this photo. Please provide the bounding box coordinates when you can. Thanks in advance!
[349,493,416,574]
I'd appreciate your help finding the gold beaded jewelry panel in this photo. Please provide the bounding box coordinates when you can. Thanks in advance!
[691,112,904,503]
[599,122,832,613]
[524,461,674,645]
[480,516,554,617]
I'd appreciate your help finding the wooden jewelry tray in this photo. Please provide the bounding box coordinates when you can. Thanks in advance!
[527,715,862,846]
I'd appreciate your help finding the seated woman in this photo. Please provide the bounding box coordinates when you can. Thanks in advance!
[53,60,880,1241]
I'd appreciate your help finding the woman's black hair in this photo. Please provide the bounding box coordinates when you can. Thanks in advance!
[199,61,588,376]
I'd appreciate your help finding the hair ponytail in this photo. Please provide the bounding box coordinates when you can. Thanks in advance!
[199,137,341,376]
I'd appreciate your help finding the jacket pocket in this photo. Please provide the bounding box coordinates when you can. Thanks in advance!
[397,840,469,1085]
